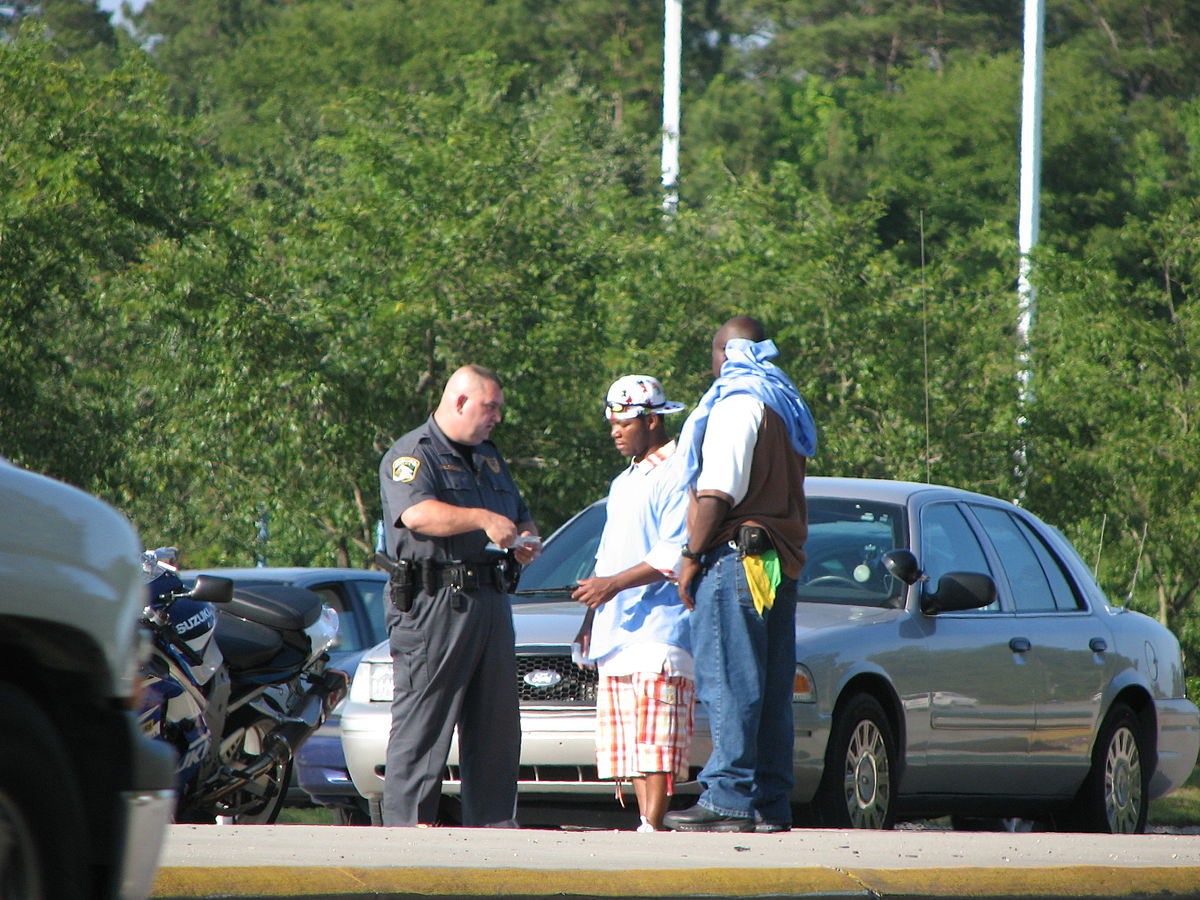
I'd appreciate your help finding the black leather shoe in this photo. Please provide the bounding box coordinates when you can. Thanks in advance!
[663,805,754,833]
[754,821,792,833]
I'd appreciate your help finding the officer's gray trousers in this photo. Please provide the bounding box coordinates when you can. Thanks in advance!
[382,583,520,827]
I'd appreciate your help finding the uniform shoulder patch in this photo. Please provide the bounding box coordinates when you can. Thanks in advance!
[484,455,501,474]
[391,456,422,483]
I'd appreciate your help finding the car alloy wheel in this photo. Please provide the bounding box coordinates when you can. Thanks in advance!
[1067,702,1149,834]
[1102,720,1143,834]
[816,693,896,829]
[844,719,890,827]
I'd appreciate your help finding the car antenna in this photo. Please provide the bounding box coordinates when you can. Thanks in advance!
[1124,521,1148,607]
[919,210,931,483]
[1093,513,1106,578]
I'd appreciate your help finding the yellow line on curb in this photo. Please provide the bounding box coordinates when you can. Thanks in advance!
[854,866,1200,897]
[152,865,1200,898]
[154,866,860,897]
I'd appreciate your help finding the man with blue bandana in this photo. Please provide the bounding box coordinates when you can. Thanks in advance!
[663,316,817,834]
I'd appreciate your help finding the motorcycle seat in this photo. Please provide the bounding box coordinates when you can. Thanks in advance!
[215,612,281,671]
[223,583,324,633]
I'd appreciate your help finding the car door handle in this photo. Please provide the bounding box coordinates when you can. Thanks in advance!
[1009,637,1031,653]
[1089,637,1108,653]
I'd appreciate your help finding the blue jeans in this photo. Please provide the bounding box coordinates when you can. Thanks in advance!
[689,543,796,822]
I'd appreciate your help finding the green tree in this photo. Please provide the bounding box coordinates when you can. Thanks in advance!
[721,0,1022,84]
[0,40,215,489]
[1,1,119,70]
[1028,198,1200,682]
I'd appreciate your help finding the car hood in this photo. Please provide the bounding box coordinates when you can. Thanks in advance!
[793,600,903,649]
[512,598,587,646]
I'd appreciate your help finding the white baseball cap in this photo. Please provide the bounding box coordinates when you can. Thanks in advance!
[604,375,686,421]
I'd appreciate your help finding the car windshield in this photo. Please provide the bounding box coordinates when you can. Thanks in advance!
[798,497,906,608]
[515,502,605,596]
[515,496,906,607]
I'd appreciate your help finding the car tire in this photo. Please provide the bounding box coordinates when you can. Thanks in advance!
[0,684,89,899]
[814,693,897,829]
[1067,702,1149,834]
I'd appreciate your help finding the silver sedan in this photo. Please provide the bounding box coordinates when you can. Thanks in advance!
[341,477,1199,832]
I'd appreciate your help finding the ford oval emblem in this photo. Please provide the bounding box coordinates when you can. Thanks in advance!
[524,670,564,688]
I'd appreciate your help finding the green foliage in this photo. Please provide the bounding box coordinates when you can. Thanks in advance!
[6,0,1200,684]
[723,1,1023,84]
[0,40,213,488]
[1,1,120,71]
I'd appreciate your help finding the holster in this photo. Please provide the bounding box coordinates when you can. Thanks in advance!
[376,552,415,613]
[736,525,773,557]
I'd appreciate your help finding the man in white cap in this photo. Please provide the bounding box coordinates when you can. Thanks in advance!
[572,375,694,832]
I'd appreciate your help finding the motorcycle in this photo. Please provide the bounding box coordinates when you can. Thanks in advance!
[137,548,349,823]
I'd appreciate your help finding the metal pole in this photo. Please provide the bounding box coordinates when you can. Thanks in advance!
[1015,0,1044,502]
[661,0,682,215]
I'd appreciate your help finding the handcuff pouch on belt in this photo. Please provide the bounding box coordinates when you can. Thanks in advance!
[735,525,773,558]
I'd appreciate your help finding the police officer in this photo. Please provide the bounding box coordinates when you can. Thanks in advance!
[378,364,540,827]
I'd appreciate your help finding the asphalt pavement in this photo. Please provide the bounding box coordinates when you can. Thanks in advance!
[151,823,1200,899]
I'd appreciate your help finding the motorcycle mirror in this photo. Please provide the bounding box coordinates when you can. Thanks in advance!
[190,575,234,605]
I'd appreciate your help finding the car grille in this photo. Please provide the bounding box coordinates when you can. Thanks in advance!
[516,652,597,703]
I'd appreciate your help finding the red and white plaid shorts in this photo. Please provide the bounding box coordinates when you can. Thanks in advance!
[596,672,695,788]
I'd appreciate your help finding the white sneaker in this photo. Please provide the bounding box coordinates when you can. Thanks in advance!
[636,816,656,833]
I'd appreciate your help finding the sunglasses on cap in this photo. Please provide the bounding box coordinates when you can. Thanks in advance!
[605,400,656,416]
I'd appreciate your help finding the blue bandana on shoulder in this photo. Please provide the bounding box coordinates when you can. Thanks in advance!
[676,338,817,486]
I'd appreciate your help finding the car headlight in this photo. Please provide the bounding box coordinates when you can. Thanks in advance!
[367,662,394,703]
[792,664,816,703]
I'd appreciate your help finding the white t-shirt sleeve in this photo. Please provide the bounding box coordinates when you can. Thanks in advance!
[695,394,763,507]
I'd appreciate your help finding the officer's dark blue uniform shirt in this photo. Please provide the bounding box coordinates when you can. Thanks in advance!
[379,416,531,565]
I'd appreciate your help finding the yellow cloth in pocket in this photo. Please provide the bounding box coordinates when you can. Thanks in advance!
[743,550,782,616]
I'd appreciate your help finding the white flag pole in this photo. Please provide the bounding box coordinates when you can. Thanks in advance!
[661,0,682,215]
[1015,0,1045,502]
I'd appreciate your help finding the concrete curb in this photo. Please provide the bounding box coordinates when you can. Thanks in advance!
[152,865,1200,899]
[152,824,1200,899]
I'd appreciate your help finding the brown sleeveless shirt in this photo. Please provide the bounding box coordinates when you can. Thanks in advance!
[697,405,808,578]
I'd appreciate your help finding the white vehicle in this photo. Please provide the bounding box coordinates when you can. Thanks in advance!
[0,460,176,899]
[341,478,1200,832]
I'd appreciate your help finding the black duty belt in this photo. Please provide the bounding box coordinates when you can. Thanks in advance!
[426,561,490,592]
[377,554,521,614]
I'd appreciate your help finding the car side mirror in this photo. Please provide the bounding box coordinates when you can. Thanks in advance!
[882,549,923,585]
[190,575,234,605]
[920,571,996,615]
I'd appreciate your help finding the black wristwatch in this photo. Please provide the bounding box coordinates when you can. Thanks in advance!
[680,545,703,561]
